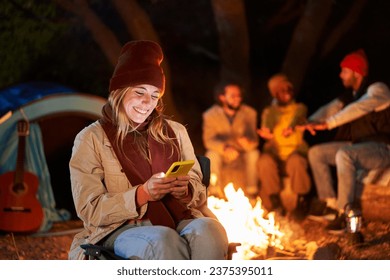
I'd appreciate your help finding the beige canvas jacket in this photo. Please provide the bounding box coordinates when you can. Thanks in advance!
[68,120,210,259]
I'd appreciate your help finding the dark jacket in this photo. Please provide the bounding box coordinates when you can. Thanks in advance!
[350,105,390,144]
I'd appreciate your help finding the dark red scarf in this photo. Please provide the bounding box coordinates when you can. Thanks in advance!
[100,103,192,228]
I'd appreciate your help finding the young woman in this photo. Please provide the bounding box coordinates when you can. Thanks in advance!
[68,40,228,260]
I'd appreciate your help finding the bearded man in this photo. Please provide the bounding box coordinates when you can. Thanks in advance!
[202,82,259,198]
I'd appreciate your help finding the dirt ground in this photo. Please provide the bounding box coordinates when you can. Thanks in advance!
[1,214,389,260]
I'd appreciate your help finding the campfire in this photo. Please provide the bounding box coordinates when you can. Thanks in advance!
[207,176,317,260]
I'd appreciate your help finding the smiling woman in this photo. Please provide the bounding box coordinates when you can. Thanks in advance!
[121,85,160,124]
[68,40,229,260]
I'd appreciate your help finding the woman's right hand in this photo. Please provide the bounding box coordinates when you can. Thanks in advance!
[142,172,175,201]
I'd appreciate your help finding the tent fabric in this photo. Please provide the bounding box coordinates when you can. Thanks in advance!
[0,122,71,232]
[0,81,75,117]
[0,82,77,232]
[0,83,106,233]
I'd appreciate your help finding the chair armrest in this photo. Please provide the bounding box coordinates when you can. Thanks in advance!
[196,155,210,187]
[80,244,126,260]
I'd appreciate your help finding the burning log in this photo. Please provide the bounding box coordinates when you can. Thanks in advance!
[208,182,320,259]
[265,245,300,259]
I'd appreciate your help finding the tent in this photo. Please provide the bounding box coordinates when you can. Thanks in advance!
[0,82,106,232]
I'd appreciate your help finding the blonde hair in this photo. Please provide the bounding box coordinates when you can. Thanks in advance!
[108,87,178,161]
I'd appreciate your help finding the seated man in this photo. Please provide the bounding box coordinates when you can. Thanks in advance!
[305,49,390,233]
[202,81,259,198]
[257,74,311,218]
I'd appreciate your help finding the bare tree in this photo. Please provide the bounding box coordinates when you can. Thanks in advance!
[56,0,182,122]
[282,0,333,92]
[55,0,122,66]
[112,0,179,121]
[265,0,304,32]
[320,0,368,58]
[211,0,251,92]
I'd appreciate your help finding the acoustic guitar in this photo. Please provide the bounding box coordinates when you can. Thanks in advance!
[0,120,44,233]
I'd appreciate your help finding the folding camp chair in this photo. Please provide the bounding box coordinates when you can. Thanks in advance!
[81,155,240,260]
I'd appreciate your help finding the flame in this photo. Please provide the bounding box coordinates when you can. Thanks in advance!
[207,182,285,260]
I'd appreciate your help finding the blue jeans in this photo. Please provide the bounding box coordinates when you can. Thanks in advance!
[309,141,390,209]
[103,217,228,260]
[308,141,350,201]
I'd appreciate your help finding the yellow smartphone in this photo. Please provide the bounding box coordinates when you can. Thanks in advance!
[165,160,195,178]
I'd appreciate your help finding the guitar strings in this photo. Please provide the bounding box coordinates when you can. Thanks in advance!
[19,108,30,133]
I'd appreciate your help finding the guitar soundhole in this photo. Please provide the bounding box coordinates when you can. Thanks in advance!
[4,207,31,213]
[12,183,27,195]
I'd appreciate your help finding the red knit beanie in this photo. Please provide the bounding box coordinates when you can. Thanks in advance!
[109,40,165,94]
[340,49,369,77]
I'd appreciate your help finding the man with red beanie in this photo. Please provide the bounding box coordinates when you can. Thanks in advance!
[304,49,390,234]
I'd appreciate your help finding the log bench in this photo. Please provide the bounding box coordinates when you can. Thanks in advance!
[361,168,390,221]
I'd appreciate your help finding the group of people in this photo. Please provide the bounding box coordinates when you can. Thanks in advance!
[202,73,310,218]
[67,40,390,260]
[202,49,390,234]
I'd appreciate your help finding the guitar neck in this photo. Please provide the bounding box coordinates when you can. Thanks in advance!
[14,124,27,185]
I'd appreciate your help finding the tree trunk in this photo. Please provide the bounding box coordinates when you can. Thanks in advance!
[56,0,181,122]
[282,0,333,92]
[55,0,122,66]
[320,0,367,58]
[211,0,251,93]
[265,0,304,32]
[112,0,181,122]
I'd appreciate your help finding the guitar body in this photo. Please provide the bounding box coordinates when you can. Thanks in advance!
[0,170,44,232]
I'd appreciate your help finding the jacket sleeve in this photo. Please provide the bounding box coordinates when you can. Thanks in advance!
[202,108,227,154]
[308,98,344,122]
[69,125,142,228]
[326,82,390,129]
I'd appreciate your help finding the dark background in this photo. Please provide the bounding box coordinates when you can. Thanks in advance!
[1,0,390,216]
[2,1,390,152]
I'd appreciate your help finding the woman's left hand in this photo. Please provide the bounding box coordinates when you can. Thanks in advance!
[170,175,190,199]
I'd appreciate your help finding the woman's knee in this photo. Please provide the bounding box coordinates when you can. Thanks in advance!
[182,218,228,259]
[185,217,217,230]
[114,226,189,260]
[151,226,190,253]
[185,218,228,244]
